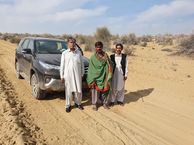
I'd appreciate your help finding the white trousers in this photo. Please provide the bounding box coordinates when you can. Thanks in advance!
[111,87,124,103]
[65,87,82,108]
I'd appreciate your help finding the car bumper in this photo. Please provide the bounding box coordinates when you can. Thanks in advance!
[40,78,89,92]
[40,78,65,91]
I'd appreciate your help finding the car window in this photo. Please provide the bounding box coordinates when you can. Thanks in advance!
[28,40,34,50]
[21,39,30,49]
[35,40,67,54]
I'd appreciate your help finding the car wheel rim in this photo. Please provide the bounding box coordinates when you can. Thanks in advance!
[32,75,38,96]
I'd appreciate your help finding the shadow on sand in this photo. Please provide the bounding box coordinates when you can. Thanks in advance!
[124,88,154,104]
[43,90,91,107]
[43,91,65,100]
[41,88,154,107]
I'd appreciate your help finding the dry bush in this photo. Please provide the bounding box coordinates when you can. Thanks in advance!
[155,34,173,46]
[2,34,9,40]
[120,33,138,45]
[139,41,147,47]
[84,36,95,52]
[178,34,194,55]
[10,37,21,44]
[139,35,153,42]
[95,27,111,42]
[75,34,87,45]
[124,47,135,56]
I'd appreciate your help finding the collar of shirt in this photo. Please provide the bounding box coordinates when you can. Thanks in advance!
[67,48,78,53]
[115,53,122,57]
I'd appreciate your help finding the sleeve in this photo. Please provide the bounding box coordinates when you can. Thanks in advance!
[87,55,95,85]
[60,52,65,79]
[125,55,128,77]
[81,55,85,77]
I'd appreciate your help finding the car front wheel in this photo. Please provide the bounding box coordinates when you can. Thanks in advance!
[31,73,46,99]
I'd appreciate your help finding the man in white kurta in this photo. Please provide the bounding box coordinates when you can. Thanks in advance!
[110,43,128,106]
[60,37,84,112]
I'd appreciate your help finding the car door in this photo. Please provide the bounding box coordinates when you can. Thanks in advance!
[16,39,25,73]
[23,39,34,79]
[20,39,30,78]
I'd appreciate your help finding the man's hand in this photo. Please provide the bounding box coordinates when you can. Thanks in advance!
[61,78,65,84]
[124,76,127,81]
[89,81,96,88]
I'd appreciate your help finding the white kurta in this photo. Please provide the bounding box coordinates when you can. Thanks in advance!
[60,49,84,93]
[112,54,128,91]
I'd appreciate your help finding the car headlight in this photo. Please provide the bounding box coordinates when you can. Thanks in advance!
[39,61,60,70]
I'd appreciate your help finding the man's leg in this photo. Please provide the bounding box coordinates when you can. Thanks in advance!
[65,87,72,112]
[74,92,84,110]
[110,90,117,106]
[117,88,124,105]
[91,89,98,111]
[102,93,110,109]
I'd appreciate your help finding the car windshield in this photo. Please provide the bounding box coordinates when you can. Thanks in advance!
[35,40,67,54]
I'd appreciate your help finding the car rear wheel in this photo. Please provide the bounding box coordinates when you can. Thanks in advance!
[31,73,46,99]
[16,61,23,79]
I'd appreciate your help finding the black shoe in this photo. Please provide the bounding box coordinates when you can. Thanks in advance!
[109,102,115,107]
[75,104,84,110]
[92,104,98,111]
[103,104,110,109]
[117,101,124,106]
[66,106,71,113]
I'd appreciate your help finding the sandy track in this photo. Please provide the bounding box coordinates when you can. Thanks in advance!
[0,40,194,145]
[0,67,46,145]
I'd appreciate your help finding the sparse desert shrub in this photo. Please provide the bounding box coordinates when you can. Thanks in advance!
[140,42,147,47]
[2,34,9,41]
[110,48,116,53]
[85,43,93,51]
[61,34,72,41]
[120,33,138,45]
[84,37,95,52]
[10,37,21,44]
[95,27,111,42]
[124,47,135,56]
[139,35,153,42]
[75,34,87,45]
[178,34,194,55]
[155,34,173,46]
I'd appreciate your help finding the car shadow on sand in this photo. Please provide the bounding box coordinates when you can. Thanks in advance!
[44,91,65,100]
[124,88,154,104]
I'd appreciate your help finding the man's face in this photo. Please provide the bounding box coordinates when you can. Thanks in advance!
[116,46,122,54]
[95,45,103,53]
[68,39,76,50]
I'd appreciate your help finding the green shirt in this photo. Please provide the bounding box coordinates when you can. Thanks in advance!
[87,52,112,94]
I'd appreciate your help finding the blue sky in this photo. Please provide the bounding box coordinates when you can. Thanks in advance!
[0,0,194,35]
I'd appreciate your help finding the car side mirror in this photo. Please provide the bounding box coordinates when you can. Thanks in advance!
[22,48,32,54]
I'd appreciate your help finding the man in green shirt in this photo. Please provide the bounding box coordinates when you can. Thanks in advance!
[87,41,113,111]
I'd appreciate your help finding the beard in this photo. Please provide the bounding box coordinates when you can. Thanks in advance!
[116,50,121,54]
[70,47,75,51]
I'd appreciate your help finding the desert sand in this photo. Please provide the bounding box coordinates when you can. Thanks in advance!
[0,40,194,145]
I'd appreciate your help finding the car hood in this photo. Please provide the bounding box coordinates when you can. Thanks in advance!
[36,54,89,66]
[36,54,61,66]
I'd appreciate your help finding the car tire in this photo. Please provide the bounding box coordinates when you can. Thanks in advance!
[16,61,23,79]
[31,73,46,100]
